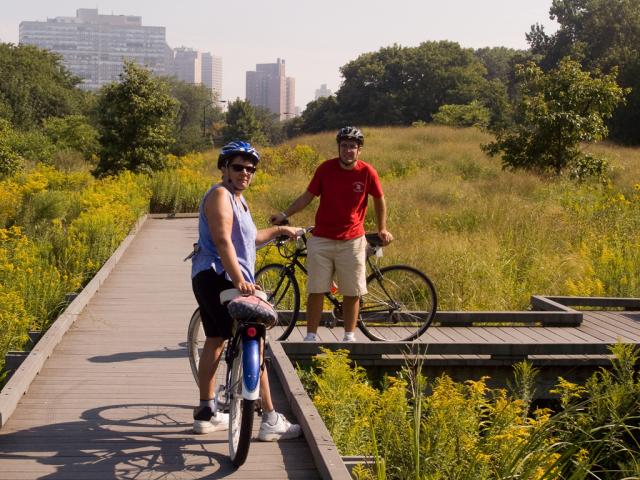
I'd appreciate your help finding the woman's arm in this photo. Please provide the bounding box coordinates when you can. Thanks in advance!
[205,189,255,294]
[255,225,300,246]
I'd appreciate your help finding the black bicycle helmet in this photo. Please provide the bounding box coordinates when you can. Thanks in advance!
[217,141,260,169]
[336,126,364,145]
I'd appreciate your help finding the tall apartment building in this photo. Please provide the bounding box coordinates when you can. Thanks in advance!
[201,53,223,102]
[19,8,168,91]
[169,48,223,102]
[315,83,332,100]
[171,47,201,84]
[245,58,295,120]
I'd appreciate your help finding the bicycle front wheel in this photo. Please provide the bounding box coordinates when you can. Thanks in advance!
[359,265,437,342]
[255,263,300,340]
[228,341,255,467]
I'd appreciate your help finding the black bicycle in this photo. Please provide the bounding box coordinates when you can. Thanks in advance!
[255,230,437,342]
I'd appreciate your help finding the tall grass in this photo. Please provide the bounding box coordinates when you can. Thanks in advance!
[305,345,640,479]
[250,126,640,310]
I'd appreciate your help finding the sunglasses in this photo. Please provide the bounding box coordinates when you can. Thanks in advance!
[229,164,257,174]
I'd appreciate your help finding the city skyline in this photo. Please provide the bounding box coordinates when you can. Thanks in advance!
[0,1,558,109]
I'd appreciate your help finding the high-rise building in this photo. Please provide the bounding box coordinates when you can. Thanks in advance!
[19,8,168,91]
[315,83,332,100]
[201,53,223,102]
[285,77,296,120]
[171,47,201,85]
[169,48,222,103]
[245,58,295,120]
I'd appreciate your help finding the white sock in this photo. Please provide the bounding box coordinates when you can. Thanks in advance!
[263,409,278,425]
[343,332,355,341]
[305,332,317,340]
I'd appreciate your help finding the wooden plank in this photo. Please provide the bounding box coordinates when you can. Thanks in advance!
[548,296,640,309]
[0,215,149,428]
[268,341,352,480]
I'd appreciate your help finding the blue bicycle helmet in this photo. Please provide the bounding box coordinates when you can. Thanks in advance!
[217,141,260,169]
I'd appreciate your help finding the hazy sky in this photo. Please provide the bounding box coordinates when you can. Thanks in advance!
[0,1,558,108]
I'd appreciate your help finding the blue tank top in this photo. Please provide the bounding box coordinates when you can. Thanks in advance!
[191,183,257,282]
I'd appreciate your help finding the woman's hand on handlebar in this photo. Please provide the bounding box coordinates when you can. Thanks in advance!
[276,225,303,239]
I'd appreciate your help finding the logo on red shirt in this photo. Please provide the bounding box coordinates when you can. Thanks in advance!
[353,181,365,193]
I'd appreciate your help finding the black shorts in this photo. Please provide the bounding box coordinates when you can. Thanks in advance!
[192,268,234,339]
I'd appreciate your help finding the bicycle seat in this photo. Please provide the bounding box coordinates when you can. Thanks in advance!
[365,233,384,247]
[220,289,276,327]
[220,288,269,304]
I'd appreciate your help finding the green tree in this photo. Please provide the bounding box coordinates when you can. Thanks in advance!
[166,78,223,154]
[0,43,86,129]
[432,101,491,128]
[527,0,640,143]
[0,119,24,178]
[484,59,627,176]
[94,61,178,176]
[335,41,490,125]
[299,96,343,133]
[253,106,285,145]
[222,99,266,144]
[43,115,99,160]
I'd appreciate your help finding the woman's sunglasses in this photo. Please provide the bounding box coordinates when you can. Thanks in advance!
[230,164,257,174]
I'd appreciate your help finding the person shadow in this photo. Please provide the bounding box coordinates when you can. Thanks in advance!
[0,403,237,479]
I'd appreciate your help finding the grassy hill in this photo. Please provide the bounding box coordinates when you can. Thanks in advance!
[246,126,640,310]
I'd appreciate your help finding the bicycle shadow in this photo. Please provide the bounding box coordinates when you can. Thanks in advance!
[0,403,240,479]
[88,343,189,363]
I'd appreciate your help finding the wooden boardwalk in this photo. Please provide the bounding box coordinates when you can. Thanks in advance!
[0,217,321,480]
[1,216,638,479]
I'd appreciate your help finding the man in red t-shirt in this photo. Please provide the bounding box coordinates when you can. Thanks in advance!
[270,126,393,342]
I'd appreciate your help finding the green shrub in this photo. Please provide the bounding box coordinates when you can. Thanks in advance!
[432,101,491,128]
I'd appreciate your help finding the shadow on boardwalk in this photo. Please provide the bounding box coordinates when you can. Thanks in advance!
[0,403,306,479]
[88,343,190,364]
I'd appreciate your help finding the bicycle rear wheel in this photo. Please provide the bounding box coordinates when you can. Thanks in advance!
[187,308,227,387]
[255,263,300,340]
[228,341,255,467]
[359,265,437,342]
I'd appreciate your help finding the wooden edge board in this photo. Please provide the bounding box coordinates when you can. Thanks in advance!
[0,215,149,429]
[268,341,352,480]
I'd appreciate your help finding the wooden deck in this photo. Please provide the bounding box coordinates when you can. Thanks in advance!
[1,216,638,479]
[0,217,322,480]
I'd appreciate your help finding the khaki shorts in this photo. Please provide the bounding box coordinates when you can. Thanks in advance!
[306,235,367,296]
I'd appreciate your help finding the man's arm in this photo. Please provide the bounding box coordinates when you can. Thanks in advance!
[270,190,315,225]
[372,195,393,245]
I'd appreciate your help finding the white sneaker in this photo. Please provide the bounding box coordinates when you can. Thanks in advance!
[193,407,229,434]
[303,333,317,342]
[343,334,356,342]
[258,412,302,441]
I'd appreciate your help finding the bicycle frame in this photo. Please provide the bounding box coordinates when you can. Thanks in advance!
[269,233,391,318]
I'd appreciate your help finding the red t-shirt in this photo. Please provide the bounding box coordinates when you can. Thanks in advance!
[307,158,384,240]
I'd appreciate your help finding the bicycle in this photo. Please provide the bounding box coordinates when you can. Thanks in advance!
[255,230,438,342]
[188,288,275,467]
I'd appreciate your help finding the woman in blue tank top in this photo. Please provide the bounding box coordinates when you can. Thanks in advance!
[191,141,302,441]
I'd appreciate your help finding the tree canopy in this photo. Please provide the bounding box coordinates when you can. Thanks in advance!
[0,43,86,130]
[527,0,640,143]
[94,61,178,176]
[484,58,627,176]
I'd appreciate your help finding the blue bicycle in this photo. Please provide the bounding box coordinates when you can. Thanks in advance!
[187,289,276,467]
